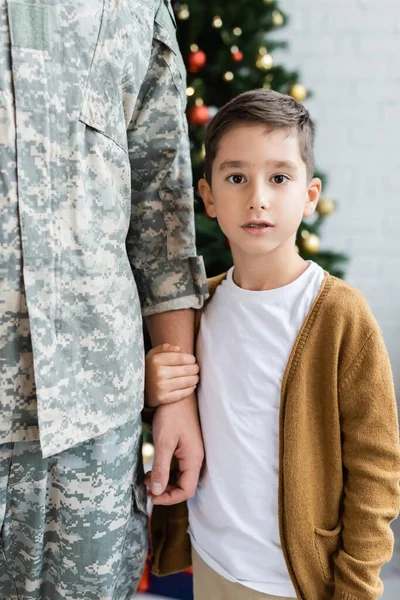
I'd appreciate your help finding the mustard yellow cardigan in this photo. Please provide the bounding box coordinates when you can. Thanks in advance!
[149,273,400,600]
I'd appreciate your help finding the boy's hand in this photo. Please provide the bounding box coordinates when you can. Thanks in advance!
[145,343,200,407]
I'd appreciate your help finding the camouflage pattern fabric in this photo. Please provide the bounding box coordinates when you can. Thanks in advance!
[0,0,207,458]
[0,416,148,600]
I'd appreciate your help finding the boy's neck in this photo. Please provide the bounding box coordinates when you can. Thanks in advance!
[231,247,309,292]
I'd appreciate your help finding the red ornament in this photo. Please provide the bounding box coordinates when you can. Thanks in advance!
[137,552,151,592]
[188,104,210,126]
[232,50,243,62]
[188,49,206,72]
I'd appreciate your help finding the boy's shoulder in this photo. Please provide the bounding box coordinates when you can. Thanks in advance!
[315,274,384,355]
[205,272,374,321]
[322,275,377,325]
[207,272,228,296]
[194,272,227,334]
[195,271,381,340]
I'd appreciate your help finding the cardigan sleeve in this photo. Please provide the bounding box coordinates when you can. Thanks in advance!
[333,329,400,600]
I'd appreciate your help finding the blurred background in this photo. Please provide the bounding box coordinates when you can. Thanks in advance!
[139,0,400,597]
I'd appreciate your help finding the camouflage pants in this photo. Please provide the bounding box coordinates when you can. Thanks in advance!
[0,416,148,600]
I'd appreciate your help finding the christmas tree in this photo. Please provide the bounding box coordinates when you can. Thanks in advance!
[173,0,348,278]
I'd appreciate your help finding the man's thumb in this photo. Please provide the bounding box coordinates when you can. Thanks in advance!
[151,445,173,496]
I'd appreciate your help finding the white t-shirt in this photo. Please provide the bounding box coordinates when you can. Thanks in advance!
[188,261,325,597]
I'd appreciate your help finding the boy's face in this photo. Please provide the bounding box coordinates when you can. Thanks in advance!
[199,124,321,266]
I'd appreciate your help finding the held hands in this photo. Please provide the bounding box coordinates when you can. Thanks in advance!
[144,344,203,505]
[145,343,200,407]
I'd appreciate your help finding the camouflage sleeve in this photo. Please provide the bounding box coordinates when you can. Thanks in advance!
[126,0,208,316]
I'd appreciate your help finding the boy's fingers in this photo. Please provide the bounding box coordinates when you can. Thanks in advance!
[168,364,199,378]
[149,352,197,367]
[158,352,197,366]
[151,343,180,354]
[162,386,197,404]
[165,376,199,391]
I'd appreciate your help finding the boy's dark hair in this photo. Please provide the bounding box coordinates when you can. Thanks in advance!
[204,88,315,184]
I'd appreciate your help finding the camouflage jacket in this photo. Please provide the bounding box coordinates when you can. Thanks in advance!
[0,0,207,457]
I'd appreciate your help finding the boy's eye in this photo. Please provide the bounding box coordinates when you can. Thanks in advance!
[272,174,289,185]
[227,174,246,184]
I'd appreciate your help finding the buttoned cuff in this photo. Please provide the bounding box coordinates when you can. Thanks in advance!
[134,255,209,317]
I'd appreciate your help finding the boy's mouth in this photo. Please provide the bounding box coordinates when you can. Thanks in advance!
[241,220,274,235]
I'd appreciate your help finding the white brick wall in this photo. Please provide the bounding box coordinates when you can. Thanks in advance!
[271,0,400,572]
[272,0,400,397]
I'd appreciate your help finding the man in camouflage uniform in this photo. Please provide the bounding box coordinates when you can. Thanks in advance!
[0,0,207,597]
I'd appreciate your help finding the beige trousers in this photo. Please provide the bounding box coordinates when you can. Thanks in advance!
[192,549,297,600]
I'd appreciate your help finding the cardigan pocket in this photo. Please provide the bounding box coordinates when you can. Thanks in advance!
[314,521,343,581]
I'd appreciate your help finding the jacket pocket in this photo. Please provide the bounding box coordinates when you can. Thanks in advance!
[132,481,148,516]
[153,1,187,108]
[79,0,154,152]
[314,521,343,581]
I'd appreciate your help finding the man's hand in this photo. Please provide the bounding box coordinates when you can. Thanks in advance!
[145,394,204,505]
[145,344,200,408]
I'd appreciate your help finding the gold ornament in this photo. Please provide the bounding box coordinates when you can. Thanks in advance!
[178,4,190,20]
[301,229,310,239]
[302,233,320,254]
[272,10,284,27]
[213,15,223,28]
[258,46,268,56]
[256,53,273,71]
[142,442,154,464]
[190,44,199,52]
[289,83,307,102]
[223,71,234,81]
[317,197,336,217]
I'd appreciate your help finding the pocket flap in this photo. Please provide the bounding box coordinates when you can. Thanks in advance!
[154,3,178,53]
[133,482,148,515]
[315,521,343,537]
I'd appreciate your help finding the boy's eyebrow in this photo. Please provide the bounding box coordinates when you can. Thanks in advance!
[271,160,298,171]
[219,159,298,171]
[219,160,247,170]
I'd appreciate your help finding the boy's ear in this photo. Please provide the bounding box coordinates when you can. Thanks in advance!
[304,177,322,217]
[198,178,217,218]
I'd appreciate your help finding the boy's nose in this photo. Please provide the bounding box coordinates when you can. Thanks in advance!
[247,183,270,210]
[248,192,269,210]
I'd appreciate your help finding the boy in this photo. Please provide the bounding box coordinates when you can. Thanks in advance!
[144,89,400,600]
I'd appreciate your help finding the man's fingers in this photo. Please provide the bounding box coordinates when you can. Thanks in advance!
[151,470,199,506]
[145,472,175,495]
[150,441,175,496]
[152,455,202,505]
